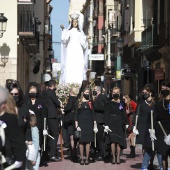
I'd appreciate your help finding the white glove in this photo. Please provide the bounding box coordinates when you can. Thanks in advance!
[149,129,157,141]
[103,125,112,134]
[27,144,36,161]
[164,134,170,145]
[14,161,23,168]
[133,126,139,136]
[4,161,23,170]
[61,108,65,114]
[43,129,48,136]
[77,126,81,131]
[93,124,98,133]
[29,109,35,115]
[125,125,129,129]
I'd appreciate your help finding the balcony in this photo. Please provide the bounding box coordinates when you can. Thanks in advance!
[17,0,35,4]
[93,9,98,19]
[138,25,160,62]
[127,30,143,47]
[140,25,158,52]
[18,10,39,54]
[125,0,129,9]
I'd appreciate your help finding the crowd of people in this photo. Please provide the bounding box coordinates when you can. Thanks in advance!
[0,79,170,170]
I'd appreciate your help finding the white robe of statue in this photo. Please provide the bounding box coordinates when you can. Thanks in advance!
[60,23,88,85]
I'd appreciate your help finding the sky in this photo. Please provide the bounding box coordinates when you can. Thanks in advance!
[51,0,69,62]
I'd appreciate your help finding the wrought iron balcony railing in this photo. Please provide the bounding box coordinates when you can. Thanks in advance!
[18,10,40,54]
[141,25,158,50]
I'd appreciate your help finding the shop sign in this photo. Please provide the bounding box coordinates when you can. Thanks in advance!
[155,69,164,81]
[121,68,136,77]
[89,54,104,60]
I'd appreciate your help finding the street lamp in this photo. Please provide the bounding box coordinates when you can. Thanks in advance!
[0,13,8,38]
[117,37,123,51]
[48,46,54,58]
[35,18,41,32]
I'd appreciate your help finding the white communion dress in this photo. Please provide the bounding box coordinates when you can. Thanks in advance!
[60,28,88,85]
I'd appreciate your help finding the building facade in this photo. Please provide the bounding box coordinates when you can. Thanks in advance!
[121,0,170,99]
[0,0,53,91]
[68,0,170,99]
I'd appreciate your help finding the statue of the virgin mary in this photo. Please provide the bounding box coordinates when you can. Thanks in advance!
[59,11,88,85]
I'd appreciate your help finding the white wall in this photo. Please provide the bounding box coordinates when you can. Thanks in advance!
[0,0,17,86]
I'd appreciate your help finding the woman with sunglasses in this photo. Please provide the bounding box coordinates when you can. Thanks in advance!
[123,94,137,158]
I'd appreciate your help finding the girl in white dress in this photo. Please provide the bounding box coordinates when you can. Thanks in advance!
[60,12,88,85]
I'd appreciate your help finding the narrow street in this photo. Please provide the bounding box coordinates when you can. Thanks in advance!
[40,144,160,170]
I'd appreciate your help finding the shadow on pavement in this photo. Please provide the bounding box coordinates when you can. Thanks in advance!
[131,163,142,169]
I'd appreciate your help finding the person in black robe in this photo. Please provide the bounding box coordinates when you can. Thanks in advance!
[74,86,98,165]
[63,87,78,162]
[44,80,62,162]
[5,79,32,170]
[93,86,108,161]
[5,79,32,143]
[25,82,48,167]
[104,87,128,164]
[0,86,25,169]
[155,81,170,170]
[134,84,154,149]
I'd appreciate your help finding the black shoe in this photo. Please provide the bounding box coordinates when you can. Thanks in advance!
[127,154,135,158]
[40,162,48,167]
[127,146,136,158]
[85,159,89,165]
[95,156,103,161]
[80,159,84,165]
[63,143,70,148]
[148,164,154,170]
[50,156,61,162]
[111,158,115,164]
[116,157,120,164]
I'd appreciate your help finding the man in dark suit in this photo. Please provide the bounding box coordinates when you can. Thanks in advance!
[44,80,62,162]
[93,86,108,161]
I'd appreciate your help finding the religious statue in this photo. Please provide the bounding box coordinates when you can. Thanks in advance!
[59,11,88,85]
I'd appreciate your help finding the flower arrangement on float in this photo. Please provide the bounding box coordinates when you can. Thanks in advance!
[55,83,80,105]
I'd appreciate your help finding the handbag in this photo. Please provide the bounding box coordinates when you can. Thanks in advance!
[74,130,81,140]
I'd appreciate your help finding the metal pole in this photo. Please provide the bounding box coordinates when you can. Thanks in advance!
[151,110,154,151]
[89,0,93,70]
[107,28,111,69]
[147,67,149,84]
